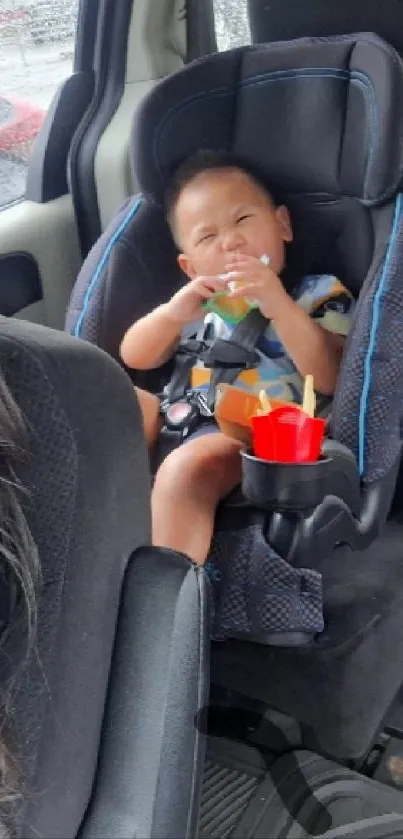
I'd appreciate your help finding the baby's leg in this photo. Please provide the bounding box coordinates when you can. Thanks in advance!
[135,386,163,448]
[152,432,243,565]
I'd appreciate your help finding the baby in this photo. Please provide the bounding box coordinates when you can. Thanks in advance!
[121,150,354,566]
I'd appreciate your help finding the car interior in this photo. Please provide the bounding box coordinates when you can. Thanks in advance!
[1,1,403,837]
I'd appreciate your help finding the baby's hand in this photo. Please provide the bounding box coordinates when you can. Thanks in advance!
[224,254,289,320]
[165,275,227,324]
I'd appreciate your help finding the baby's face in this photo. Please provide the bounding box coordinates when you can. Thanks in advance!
[175,168,293,280]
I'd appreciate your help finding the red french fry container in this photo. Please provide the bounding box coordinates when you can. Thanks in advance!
[251,406,325,463]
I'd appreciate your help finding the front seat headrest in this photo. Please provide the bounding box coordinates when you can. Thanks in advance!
[132,32,403,207]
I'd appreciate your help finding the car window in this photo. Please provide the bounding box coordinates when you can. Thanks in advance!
[0,0,79,210]
[213,0,250,50]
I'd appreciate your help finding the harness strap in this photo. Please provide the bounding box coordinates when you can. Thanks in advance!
[165,308,270,408]
[206,308,269,409]
[166,345,202,403]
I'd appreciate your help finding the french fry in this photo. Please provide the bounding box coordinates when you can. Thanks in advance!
[259,389,272,415]
[302,375,316,418]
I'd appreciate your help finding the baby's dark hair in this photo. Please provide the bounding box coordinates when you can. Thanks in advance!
[165,149,279,247]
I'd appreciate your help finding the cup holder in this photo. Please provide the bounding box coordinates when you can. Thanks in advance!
[241,449,332,512]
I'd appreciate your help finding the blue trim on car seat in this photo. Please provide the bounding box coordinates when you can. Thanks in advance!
[358,193,403,476]
[73,196,143,338]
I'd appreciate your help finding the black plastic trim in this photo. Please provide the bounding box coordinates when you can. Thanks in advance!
[26,71,94,203]
[186,0,216,61]
[70,0,218,259]
[69,0,133,257]
[24,0,98,204]
[74,0,101,73]
[0,252,42,316]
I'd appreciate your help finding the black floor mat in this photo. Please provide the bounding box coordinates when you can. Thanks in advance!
[199,759,260,838]
[199,740,403,838]
[199,738,271,838]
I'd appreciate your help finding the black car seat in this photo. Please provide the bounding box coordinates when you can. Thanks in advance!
[65,32,403,761]
[5,323,403,839]
[0,317,208,838]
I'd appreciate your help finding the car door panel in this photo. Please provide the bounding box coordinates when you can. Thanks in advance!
[0,251,42,317]
[0,196,81,328]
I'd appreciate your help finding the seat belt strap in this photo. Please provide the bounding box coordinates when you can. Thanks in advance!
[165,308,270,408]
[206,308,269,408]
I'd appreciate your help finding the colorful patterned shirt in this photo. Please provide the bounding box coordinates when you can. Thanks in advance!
[183,274,355,403]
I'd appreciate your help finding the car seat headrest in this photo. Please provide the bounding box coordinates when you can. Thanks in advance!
[248,0,403,61]
[133,33,403,208]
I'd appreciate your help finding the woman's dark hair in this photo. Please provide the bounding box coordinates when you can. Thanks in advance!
[165,148,280,246]
[0,375,38,837]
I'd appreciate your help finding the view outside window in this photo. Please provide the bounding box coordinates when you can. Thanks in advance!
[0,2,248,211]
[213,0,250,51]
[0,0,78,209]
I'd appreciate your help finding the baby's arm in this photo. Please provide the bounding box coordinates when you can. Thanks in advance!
[120,304,182,370]
[223,256,349,394]
[273,299,344,395]
[121,274,227,370]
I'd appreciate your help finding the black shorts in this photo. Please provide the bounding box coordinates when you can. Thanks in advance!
[183,419,220,444]
[152,419,220,472]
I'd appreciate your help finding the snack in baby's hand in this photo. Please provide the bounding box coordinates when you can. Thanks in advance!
[203,254,270,323]
[203,288,257,324]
